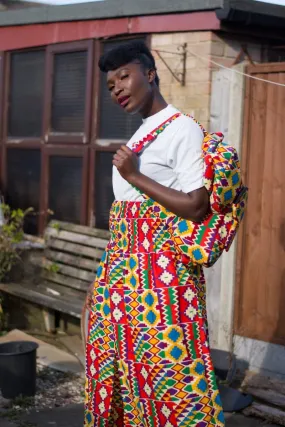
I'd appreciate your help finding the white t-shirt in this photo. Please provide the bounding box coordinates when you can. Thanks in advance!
[112,104,204,201]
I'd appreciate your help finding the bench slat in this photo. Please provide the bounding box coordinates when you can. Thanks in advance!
[39,281,85,300]
[1,221,107,320]
[46,229,107,249]
[47,239,104,260]
[48,221,110,239]
[0,283,83,318]
[41,270,91,291]
[45,249,100,272]
[43,260,94,283]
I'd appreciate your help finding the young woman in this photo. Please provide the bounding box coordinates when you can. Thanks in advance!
[85,40,225,427]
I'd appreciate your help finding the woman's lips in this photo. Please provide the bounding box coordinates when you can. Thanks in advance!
[118,96,130,108]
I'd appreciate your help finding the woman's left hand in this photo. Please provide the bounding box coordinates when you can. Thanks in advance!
[113,145,140,182]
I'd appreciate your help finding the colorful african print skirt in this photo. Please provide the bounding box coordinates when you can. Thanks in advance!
[85,199,225,427]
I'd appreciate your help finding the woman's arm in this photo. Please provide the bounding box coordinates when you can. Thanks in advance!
[113,145,209,222]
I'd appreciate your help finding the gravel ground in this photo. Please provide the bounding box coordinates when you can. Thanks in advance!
[34,364,84,409]
[0,363,84,420]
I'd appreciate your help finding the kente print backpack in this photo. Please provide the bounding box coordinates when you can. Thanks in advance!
[132,113,248,268]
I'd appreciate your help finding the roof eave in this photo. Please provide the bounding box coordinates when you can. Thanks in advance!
[216,0,285,29]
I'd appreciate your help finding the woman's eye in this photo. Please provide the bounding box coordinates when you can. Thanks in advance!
[108,86,114,92]
[121,74,129,80]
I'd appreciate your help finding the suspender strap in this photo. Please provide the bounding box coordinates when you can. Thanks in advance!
[131,113,181,154]
[131,112,209,155]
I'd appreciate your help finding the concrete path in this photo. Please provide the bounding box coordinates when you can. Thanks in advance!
[0,405,280,427]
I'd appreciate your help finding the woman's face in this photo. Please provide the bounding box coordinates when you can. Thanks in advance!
[107,61,155,115]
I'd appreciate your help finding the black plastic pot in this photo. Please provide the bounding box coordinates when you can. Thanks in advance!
[0,341,38,399]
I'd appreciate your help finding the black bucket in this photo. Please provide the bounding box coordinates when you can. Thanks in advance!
[0,341,38,399]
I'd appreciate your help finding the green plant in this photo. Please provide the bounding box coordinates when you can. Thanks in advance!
[0,204,34,282]
[51,222,61,232]
[45,262,60,274]
[12,395,34,409]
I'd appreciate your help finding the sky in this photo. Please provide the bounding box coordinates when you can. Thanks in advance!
[25,0,285,5]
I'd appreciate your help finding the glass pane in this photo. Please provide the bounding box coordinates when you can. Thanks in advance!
[8,51,45,137]
[99,40,142,140]
[95,151,114,230]
[6,149,41,235]
[51,51,87,133]
[49,156,83,223]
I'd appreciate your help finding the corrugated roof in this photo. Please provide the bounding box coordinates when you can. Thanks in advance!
[0,0,284,28]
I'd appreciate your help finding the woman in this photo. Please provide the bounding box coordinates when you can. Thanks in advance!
[85,40,225,427]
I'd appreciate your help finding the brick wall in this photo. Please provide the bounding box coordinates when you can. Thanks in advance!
[151,31,212,129]
[152,31,263,130]
[211,32,263,67]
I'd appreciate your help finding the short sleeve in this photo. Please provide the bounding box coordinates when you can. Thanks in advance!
[167,117,204,193]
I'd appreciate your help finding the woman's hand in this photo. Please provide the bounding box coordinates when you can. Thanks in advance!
[113,145,140,182]
[113,145,209,222]
[86,282,94,311]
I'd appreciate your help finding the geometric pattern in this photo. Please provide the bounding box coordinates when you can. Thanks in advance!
[85,199,225,426]
[132,112,248,268]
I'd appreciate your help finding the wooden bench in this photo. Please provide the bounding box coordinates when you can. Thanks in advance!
[0,220,109,331]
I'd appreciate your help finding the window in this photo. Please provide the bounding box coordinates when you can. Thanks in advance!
[98,39,142,141]
[2,37,145,234]
[48,156,83,224]
[95,151,114,229]
[8,50,45,138]
[45,41,93,143]
[51,51,88,133]
[0,52,4,144]
[6,148,41,235]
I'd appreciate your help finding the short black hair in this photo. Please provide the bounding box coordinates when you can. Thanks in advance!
[98,40,159,86]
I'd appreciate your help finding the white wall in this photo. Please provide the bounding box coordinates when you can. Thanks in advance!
[207,65,245,351]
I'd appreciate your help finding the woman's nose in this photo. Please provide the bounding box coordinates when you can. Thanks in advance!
[114,84,123,97]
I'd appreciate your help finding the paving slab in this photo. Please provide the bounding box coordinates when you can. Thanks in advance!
[58,335,85,368]
[0,330,82,374]
[2,405,279,427]
[225,413,279,426]
[22,404,84,427]
[0,421,18,427]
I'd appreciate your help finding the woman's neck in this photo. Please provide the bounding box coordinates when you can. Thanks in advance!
[140,90,168,119]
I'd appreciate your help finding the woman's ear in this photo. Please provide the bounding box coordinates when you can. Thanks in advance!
[148,68,156,84]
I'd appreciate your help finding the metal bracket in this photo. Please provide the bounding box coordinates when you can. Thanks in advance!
[153,43,187,86]
[232,44,254,67]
